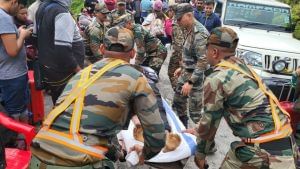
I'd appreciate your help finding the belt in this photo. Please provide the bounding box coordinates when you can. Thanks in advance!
[245,136,292,155]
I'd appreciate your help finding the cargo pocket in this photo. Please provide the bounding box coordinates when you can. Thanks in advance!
[231,141,255,162]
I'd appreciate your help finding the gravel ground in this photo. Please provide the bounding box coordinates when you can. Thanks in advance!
[43,48,238,169]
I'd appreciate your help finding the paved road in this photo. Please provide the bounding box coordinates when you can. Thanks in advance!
[44,48,237,168]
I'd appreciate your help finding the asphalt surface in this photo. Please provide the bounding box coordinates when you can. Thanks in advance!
[43,47,238,169]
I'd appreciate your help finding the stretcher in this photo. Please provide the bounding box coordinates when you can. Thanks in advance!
[118,98,197,166]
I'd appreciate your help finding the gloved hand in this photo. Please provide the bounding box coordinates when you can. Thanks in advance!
[291,72,298,88]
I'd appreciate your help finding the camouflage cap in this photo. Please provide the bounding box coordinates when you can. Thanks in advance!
[114,13,134,26]
[103,27,134,52]
[117,0,126,5]
[208,27,239,49]
[174,3,193,20]
[94,3,110,14]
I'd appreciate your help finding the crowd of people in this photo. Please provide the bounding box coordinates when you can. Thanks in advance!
[0,0,299,168]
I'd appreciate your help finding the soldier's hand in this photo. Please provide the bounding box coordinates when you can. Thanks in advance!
[174,68,182,78]
[181,82,192,96]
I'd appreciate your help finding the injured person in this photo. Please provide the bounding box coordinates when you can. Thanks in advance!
[118,98,197,167]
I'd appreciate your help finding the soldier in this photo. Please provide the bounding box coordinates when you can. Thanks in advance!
[29,27,166,169]
[167,3,184,90]
[172,3,209,127]
[291,68,300,146]
[186,27,298,169]
[85,3,110,63]
[168,19,184,89]
[115,14,167,75]
[292,67,300,112]
[114,14,169,130]
[108,0,132,26]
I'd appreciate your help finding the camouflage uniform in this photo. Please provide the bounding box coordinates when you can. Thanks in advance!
[172,5,210,127]
[291,70,300,147]
[114,14,167,74]
[133,24,167,74]
[196,27,297,169]
[114,15,169,129]
[84,3,109,63]
[30,27,166,168]
[168,21,184,89]
[85,19,107,63]
[108,0,132,27]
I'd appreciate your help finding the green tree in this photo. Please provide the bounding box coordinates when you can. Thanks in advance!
[70,0,84,16]
[26,0,84,16]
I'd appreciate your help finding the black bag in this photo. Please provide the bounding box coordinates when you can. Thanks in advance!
[33,59,45,90]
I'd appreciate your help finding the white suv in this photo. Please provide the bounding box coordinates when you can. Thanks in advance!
[216,0,300,101]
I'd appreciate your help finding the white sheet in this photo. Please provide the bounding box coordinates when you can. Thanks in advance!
[118,98,197,165]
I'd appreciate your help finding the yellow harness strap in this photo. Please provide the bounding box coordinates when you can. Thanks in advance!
[217,61,292,143]
[36,59,125,158]
[70,65,92,143]
[43,59,125,126]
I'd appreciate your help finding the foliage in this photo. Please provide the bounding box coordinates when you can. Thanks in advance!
[294,22,300,39]
[25,0,84,16]
[70,0,84,16]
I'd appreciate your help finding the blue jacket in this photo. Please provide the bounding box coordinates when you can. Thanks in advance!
[194,8,203,22]
[198,12,221,32]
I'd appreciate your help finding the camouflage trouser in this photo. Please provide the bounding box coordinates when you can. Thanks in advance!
[170,22,184,90]
[172,70,203,127]
[221,137,298,169]
[144,43,167,75]
[168,49,181,90]
[149,82,171,131]
[30,155,114,169]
